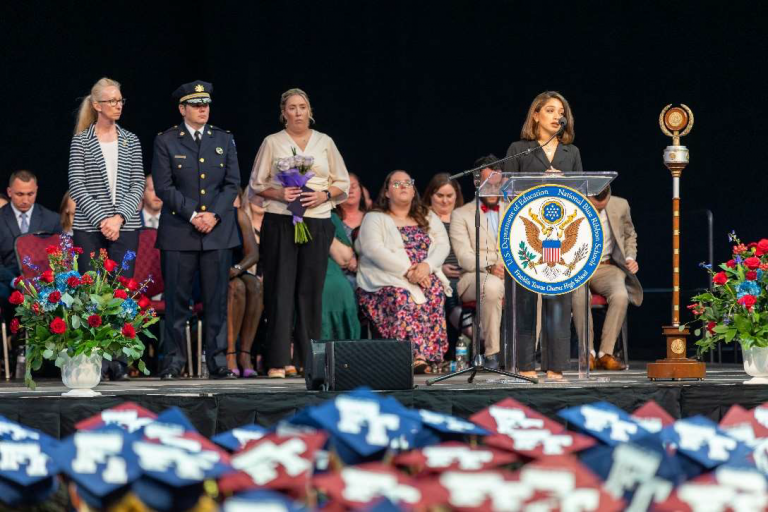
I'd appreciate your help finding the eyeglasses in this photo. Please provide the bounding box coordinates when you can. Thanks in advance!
[391,179,415,189]
[98,98,127,107]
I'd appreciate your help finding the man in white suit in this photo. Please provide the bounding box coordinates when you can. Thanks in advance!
[449,156,505,368]
[572,185,643,370]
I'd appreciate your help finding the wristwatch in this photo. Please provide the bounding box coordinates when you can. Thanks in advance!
[324,190,332,202]
[233,264,243,274]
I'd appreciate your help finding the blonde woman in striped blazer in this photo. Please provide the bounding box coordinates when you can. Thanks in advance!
[68,78,145,277]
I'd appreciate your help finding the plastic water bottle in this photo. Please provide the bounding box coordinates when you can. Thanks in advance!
[455,335,469,371]
[15,346,26,380]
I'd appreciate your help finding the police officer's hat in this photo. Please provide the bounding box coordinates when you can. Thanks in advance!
[173,80,213,105]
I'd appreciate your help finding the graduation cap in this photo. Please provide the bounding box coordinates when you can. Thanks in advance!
[218,432,327,496]
[660,415,751,469]
[0,416,60,507]
[720,404,768,447]
[212,424,268,452]
[304,388,422,464]
[631,400,676,434]
[653,465,768,512]
[75,402,158,433]
[393,441,517,474]
[55,429,142,510]
[222,489,309,512]
[406,409,489,448]
[558,401,651,446]
[471,398,596,458]
[313,462,427,509]
[127,406,232,512]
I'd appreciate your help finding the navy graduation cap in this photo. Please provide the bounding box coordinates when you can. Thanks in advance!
[660,415,751,469]
[0,415,60,507]
[212,424,268,452]
[55,430,142,509]
[223,489,308,512]
[558,401,651,446]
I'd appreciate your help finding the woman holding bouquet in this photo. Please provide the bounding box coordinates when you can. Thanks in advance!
[248,88,350,379]
[356,170,451,373]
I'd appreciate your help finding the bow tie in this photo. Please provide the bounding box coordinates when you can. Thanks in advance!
[480,203,499,213]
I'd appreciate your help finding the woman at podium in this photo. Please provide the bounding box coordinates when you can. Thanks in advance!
[503,91,583,380]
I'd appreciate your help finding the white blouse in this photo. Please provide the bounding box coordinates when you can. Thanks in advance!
[99,140,118,205]
[248,129,350,219]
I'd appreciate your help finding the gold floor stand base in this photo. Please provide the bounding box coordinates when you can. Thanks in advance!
[647,359,706,381]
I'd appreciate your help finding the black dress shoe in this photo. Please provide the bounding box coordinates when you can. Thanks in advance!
[210,367,238,380]
[112,373,131,382]
[160,370,179,381]
[485,354,500,370]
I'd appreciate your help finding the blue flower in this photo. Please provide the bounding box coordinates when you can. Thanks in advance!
[737,281,761,299]
[698,262,712,270]
[121,251,136,270]
[37,290,59,312]
[119,298,139,320]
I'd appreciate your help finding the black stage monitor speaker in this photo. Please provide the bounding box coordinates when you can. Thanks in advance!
[305,339,414,391]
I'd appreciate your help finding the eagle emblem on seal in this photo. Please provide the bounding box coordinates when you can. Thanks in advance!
[517,199,589,278]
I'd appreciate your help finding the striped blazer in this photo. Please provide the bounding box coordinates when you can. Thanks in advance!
[68,123,145,232]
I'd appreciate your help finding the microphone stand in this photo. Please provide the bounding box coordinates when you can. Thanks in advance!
[426,128,563,386]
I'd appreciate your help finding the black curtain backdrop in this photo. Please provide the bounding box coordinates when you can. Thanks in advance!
[2,1,765,359]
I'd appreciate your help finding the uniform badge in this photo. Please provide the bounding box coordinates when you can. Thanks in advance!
[499,184,603,295]
[216,147,223,155]
[195,84,205,92]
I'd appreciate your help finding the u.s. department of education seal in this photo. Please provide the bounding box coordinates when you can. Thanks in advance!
[498,184,603,295]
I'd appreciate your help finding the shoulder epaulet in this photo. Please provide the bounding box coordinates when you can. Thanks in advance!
[160,125,179,135]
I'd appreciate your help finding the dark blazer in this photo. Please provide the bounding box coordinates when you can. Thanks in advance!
[151,124,240,251]
[503,139,584,174]
[68,123,145,232]
[0,204,62,273]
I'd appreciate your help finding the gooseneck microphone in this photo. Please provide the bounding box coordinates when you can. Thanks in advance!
[558,116,567,133]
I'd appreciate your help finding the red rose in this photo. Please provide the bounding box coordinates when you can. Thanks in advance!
[12,276,22,288]
[41,270,54,283]
[32,303,40,314]
[87,315,102,328]
[707,321,717,335]
[8,291,24,305]
[126,279,139,292]
[758,239,768,255]
[67,276,81,287]
[117,276,128,286]
[45,245,58,255]
[104,259,118,272]
[49,317,66,334]
[113,289,128,299]
[121,324,136,339]
[747,271,758,281]
[738,295,757,309]
[48,291,61,304]
[72,247,84,254]
[9,318,19,334]
[726,260,736,268]
[745,257,761,270]
[138,295,151,310]
[81,274,94,285]
[713,272,728,286]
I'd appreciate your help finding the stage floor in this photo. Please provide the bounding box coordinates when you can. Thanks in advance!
[2,362,766,439]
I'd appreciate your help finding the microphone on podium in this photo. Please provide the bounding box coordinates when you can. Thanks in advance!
[558,116,567,133]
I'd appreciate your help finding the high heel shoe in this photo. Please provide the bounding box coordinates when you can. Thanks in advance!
[226,351,241,378]
[239,350,257,378]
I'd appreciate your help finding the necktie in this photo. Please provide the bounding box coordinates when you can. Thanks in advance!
[480,203,499,213]
[19,212,28,234]
[151,216,158,229]
[194,130,201,146]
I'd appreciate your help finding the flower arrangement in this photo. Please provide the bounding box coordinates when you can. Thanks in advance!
[275,147,315,243]
[687,233,768,354]
[10,235,158,389]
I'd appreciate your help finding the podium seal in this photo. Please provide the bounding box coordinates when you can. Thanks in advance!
[499,184,603,296]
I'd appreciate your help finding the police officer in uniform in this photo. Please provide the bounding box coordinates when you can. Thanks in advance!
[152,80,240,379]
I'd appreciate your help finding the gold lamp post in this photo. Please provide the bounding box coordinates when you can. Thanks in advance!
[647,104,706,380]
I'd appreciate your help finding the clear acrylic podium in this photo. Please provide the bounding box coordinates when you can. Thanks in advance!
[479,172,617,379]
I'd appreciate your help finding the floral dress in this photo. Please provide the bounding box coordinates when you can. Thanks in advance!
[357,226,447,362]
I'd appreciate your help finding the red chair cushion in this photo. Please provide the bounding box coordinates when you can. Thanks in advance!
[462,301,477,309]
[134,229,164,298]
[14,233,61,279]
[591,293,608,306]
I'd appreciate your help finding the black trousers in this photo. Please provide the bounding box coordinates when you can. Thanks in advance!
[516,288,572,372]
[160,249,231,373]
[260,213,333,370]
[73,229,139,277]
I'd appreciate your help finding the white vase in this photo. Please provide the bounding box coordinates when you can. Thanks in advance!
[742,346,768,385]
[60,350,102,397]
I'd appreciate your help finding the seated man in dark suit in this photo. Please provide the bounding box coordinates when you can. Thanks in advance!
[0,170,62,301]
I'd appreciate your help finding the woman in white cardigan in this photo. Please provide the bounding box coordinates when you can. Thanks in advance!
[356,170,451,373]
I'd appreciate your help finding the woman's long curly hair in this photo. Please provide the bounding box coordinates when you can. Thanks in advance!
[372,170,430,230]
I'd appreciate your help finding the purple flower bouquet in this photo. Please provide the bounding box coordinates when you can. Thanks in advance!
[276,150,315,244]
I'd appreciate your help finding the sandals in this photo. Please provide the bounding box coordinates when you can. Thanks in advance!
[239,350,257,378]
[285,365,298,378]
[268,368,286,379]
[225,351,241,377]
[414,359,432,374]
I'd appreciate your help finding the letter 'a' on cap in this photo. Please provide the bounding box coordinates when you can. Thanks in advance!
[173,80,213,105]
